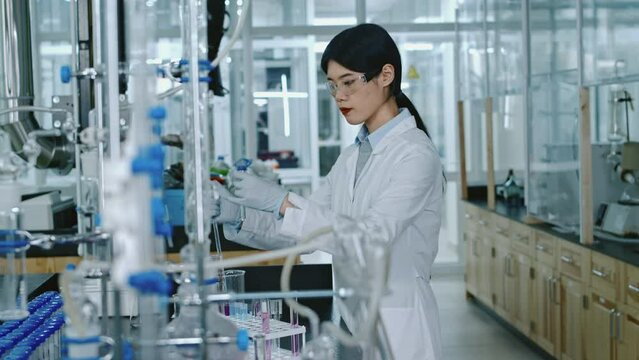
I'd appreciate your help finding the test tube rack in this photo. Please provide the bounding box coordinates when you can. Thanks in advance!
[228,315,305,359]
[228,315,305,342]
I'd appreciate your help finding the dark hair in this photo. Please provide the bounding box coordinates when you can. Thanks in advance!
[321,23,430,138]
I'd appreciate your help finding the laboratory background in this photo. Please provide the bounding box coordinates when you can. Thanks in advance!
[0,0,638,359]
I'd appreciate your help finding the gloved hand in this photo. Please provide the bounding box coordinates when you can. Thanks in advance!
[250,160,279,183]
[227,170,288,214]
[211,183,241,224]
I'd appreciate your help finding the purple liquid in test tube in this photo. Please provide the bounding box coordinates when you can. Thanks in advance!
[291,306,300,356]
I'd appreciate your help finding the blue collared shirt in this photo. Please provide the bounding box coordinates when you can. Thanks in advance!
[354,108,411,149]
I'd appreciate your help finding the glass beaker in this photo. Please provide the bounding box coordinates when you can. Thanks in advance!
[222,269,245,318]
[0,210,29,320]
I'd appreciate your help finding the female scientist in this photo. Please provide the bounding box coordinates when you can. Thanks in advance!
[213,23,444,360]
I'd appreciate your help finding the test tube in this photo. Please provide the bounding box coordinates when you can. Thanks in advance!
[269,299,282,353]
[253,334,266,360]
[290,305,300,356]
[260,300,271,360]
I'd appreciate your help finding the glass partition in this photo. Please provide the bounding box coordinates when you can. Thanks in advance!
[252,0,308,27]
[582,0,639,86]
[30,0,73,129]
[367,0,455,23]
[313,0,357,25]
[252,45,313,170]
[490,0,526,184]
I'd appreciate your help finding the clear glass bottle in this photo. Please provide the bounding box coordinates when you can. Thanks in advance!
[165,282,245,360]
[0,210,29,321]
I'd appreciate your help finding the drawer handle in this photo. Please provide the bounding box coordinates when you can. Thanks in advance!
[629,284,639,294]
[514,234,528,242]
[536,244,547,252]
[560,255,574,265]
[592,269,609,279]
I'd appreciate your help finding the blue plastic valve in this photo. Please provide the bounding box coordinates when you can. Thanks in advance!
[148,106,167,121]
[128,270,172,296]
[234,158,252,172]
[236,329,249,351]
[60,66,72,84]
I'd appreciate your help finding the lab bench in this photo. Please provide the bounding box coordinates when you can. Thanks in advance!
[22,224,289,274]
[24,264,334,348]
[463,195,639,360]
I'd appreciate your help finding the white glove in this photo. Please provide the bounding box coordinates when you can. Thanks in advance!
[211,183,241,224]
[249,160,279,183]
[227,170,288,214]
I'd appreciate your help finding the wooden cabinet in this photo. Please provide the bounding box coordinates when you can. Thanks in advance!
[560,276,586,360]
[510,221,533,256]
[478,236,493,305]
[465,232,480,296]
[512,252,533,336]
[591,252,621,301]
[583,263,639,360]
[535,230,558,267]
[617,304,639,360]
[462,202,639,360]
[556,241,589,360]
[532,260,561,357]
[585,291,617,360]
[623,265,639,310]
[493,238,510,316]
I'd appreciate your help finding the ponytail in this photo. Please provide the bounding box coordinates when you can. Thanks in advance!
[395,91,430,138]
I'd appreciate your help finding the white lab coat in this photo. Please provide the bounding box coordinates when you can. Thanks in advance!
[225,116,443,360]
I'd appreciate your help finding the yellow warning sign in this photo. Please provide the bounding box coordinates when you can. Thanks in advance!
[407,65,420,80]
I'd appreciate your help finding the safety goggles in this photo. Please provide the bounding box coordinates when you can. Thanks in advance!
[325,69,382,97]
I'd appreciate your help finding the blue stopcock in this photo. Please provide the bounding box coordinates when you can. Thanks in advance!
[233,158,252,172]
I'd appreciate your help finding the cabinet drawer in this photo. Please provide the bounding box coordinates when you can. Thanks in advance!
[510,222,533,256]
[463,204,479,231]
[534,231,557,266]
[624,264,639,309]
[476,209,492,236]
[491,213,510,242]
[590,252,620,301]
[558,241,588,281]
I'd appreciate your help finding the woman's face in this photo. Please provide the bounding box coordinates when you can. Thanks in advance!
[325,60,389,126]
